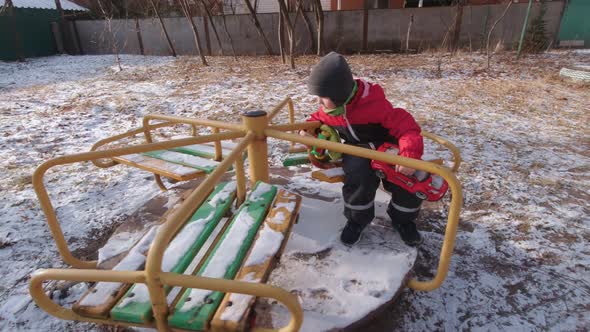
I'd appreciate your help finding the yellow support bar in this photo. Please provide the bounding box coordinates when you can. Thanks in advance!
[145,132,255,331]
[29,268,303,332]
[265,129,463,291]
[32,132,245,269]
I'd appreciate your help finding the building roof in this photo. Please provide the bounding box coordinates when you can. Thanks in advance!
[10,0,88,11]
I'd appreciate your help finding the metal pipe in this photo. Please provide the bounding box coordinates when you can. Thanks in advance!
[265,129,463,291]
[144,133,254,331]
[90,122,175,168]
[212,127,222,161]
[32,132,244,269]
[143,113,244,132]
[243,111,270,184]
[421,131,462,172]
[235,155,247,206]
[267,97,292,121]
[269,121,321,132]
[29,268,302,332]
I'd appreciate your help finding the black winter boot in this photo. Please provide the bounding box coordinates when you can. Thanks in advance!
[340,221,363,246]
[393,222,423,247]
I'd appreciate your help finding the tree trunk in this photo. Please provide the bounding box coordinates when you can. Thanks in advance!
[149,0,176,57]
[297,0,315,54]
[178,0,207,65]
[278,3,286,63]
[277,0,295,68]
[244,0,273,55]
[311,0,324,55]
[487,0,512,70]
[220,10,238,60]
[406,14,413,52]
[448,0,464,53]
[200,0,224,56]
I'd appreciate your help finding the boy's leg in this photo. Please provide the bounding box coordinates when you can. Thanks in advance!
[383,181,423,246]
[341,154,380,245]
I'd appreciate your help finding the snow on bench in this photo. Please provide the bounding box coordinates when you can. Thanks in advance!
[72,182,236,320]
[211,189,301,332]
[168,182,279,331]
[110,182,237,324]
[143,150,219,174]
[311,167,345,183]
[113,154,205,181]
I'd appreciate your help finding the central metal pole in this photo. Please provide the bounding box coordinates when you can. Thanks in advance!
[242,111,270,184]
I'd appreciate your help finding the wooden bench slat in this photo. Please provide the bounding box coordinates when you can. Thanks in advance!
[171,143,233,160]
[113,154,204,181]
[143,150,220,174]
[210,189,301,332]
[311,167,345,183]
[168,182,278,331]
[72,225,160,318]
[109,182,237,324]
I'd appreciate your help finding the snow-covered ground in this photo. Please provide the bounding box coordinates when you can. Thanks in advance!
[0,52,588,331]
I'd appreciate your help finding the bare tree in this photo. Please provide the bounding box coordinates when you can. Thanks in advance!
[178,0,208,65]
[486,0,512,70]
[405,14,413,52]
[296,0,315,54]
[97,0,123,70]
[310,0,323,55]
[218,0,238,60]
[243,0,273,55]
[199,0,224,56]
[148,0,177,57]
[448,0,465,53]
[277,0,295,68]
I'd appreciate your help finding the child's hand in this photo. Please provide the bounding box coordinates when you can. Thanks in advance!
[299,130,313,137]
[395,165,415,176]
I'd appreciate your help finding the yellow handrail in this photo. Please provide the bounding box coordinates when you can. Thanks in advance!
[30,97,462,332]
[265,129,463,291]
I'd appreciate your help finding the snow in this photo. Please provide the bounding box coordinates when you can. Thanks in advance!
[319,167,345,177]
[248,182,274,202]
[11,0,87,11]
[78,225,159,307]
[97,231,145,265]
[154,151,219,168]
[219,272,260,322]
[180,208,256,312]
[268,211,286,224]
[116,210,217,307]
[119,154,198,176]
[1,52,588,331]
[208,182,237,207]
[243,224,284,267]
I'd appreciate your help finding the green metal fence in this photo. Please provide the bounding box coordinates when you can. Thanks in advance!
[558,0,590,47]
[0,8,60,61]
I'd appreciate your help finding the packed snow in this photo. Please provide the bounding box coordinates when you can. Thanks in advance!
[0,51,588,331]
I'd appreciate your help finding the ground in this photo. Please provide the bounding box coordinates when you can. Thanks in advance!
[0,51,588,331]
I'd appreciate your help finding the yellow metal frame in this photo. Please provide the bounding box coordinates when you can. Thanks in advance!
[30,97,463,331]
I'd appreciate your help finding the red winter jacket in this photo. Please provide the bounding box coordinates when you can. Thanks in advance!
[307,79,423,159]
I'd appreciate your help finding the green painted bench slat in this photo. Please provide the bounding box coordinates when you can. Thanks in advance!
[143,150,219,174]
[110,182,237,324]
[167,182,277,331]
[282,152,310,167]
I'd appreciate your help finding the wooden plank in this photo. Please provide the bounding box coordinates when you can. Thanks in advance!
[72,225,160,318]
[210,189,301,332]
[168,182,278,331]
[311,167,345,183]
[171,143,233,160]
[110,182,237,324]
[143,150,220,174]
[113,154,204,181]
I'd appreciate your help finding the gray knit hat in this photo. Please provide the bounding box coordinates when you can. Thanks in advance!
[307,52,355,107]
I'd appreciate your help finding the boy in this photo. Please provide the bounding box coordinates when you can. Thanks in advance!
[304,52,424,246]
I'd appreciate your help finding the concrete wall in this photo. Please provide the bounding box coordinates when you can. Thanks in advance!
[75,2,565,56]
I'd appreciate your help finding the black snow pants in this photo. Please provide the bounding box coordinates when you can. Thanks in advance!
[342,154,423,230]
